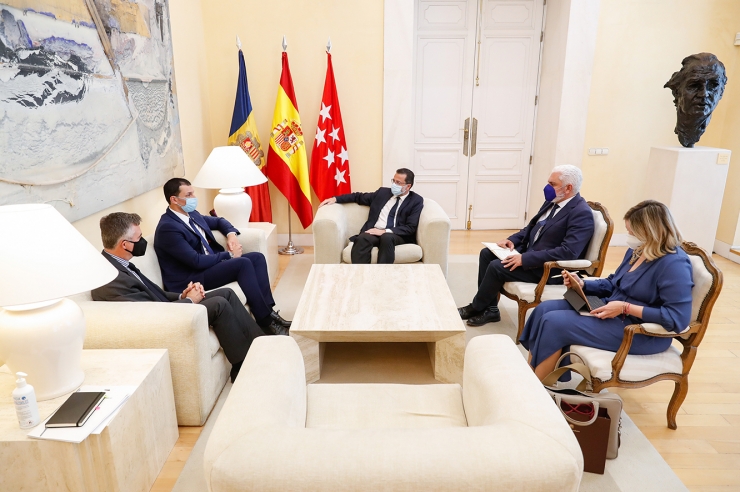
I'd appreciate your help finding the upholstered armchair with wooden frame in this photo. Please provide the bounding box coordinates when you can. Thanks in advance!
[502,202,614,341]
[568,242,722,430]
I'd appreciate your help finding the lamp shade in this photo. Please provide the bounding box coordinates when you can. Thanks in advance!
[0,204,118,307]
[192,146,268,189]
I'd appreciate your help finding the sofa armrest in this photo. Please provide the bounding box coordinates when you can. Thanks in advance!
[416,199,451,277]
[313,204,349,264]
[205,336,307,482]
[80,301,216,425]
[212,229,265,255]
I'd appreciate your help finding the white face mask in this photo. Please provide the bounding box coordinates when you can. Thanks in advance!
[625,234,643,250]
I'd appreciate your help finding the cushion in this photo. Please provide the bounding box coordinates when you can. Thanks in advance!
[584,208,608,266]
[689,254,713,323]
[306,384,467,429]
[503,282,566,303]
[341,243,423,264]
[570,344,683,382]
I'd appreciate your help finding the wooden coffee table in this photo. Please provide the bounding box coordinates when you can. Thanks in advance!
[290,264,466,384]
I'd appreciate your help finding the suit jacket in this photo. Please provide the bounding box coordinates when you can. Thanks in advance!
[92,252,189,303]
[508,193,594,270]
[154,208,239,291]
[335,188,424,243]
[584,248,693,333]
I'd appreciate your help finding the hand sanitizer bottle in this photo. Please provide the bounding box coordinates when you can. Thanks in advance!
[13,372,40,429]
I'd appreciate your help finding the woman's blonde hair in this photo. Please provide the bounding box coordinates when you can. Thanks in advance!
[624,200,682,261]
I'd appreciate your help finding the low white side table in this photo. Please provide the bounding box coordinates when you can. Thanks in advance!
[0,349,178,492]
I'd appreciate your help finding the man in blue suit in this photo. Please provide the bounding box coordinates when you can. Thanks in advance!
[154,178,290,335]
[318,168,424,264]
[459,165,595,326]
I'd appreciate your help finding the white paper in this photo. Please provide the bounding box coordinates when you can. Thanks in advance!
[482,242,519,261]
[26,386,134,443]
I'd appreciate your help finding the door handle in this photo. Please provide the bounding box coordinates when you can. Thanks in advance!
[462,118,470,156]
[471,117,478,156]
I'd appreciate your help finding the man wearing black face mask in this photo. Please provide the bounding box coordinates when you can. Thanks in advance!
[458,165,594,326]
[91,212,268,382]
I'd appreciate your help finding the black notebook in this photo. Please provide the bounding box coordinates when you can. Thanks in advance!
[45,392,106,428]
[562,271,606,316]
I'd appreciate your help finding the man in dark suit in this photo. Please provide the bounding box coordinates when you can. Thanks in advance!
[91,212,270,383]
[153,178,290,336]
[318,168,424,264]
[459,165,595,326]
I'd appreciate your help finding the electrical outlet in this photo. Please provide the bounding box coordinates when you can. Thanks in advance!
[588,148,609,156]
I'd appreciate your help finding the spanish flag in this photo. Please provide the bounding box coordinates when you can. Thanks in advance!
[265,51,313,228]
[228,46,272,222]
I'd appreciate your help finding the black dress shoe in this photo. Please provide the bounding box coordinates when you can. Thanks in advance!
[467,307,501,326]
[458,304,482,320]
[265,320,289,336]
[270,310,292,328]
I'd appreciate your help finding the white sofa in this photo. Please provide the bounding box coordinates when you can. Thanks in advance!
[313,198,452,276]
[203,335,583,491]
[77,229,267,426]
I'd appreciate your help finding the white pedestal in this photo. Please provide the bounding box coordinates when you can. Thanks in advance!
[646,146,731,254]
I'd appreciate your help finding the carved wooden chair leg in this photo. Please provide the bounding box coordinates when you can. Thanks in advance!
[667,377,689,430]
[515,304,527,344]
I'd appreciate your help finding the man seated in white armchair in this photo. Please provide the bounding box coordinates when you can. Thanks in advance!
[318,168,424,264]
[91,212,268,383]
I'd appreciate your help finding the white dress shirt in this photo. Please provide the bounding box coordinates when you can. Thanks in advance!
[374,193,408,230]
[170,208,211,255]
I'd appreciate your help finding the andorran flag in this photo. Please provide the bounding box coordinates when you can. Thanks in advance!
[265,51,313,228]
[227,47,272,222]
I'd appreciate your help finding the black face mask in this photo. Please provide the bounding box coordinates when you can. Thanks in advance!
[127,237,148,257]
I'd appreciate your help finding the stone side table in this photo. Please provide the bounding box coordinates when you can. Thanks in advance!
[0,349,178,492]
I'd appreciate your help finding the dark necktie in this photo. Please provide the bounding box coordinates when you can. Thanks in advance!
[385,197,401,229]
[533,204,560,243]
[128,262,170,302]
[189,217,214,255]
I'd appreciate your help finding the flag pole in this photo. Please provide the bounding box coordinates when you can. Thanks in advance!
[279,208,304,255]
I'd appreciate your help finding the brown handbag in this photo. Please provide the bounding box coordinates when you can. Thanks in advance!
[559,400,611,474]
[542,358,623,462]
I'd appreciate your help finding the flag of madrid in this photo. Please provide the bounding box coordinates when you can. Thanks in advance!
[309,51,351,201]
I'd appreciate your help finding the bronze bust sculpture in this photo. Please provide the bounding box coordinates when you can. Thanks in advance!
[664,53,727,148]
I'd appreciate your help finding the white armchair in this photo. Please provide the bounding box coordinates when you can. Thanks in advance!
[203,335,583,491]
[77,230,264,426]
[313,198,452,276]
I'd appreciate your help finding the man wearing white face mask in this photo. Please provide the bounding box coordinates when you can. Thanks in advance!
[318,168,424,264]
[459,164,595,326]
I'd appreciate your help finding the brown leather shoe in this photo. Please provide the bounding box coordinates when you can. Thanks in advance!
[467,307,501,326]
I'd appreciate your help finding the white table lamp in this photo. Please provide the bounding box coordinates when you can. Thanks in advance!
[0,204,118,400]
[192,146,269,228]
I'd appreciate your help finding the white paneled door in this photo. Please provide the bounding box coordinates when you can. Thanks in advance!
[411,0,545,229]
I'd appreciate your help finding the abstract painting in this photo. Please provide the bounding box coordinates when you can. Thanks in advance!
[0,0,183,221]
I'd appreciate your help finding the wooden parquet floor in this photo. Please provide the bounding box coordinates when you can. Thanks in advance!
[151,231,740,491]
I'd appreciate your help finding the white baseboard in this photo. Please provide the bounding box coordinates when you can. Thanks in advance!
[713,239,740,265]
[277,233,313,247]
[609,234,627,247]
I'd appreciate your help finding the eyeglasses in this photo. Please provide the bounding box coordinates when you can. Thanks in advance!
[390,179,407,186]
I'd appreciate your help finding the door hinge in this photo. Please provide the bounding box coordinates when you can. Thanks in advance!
[466,205,473,230]
[543,0,547,5]
[540,31,544,42]
[534,95,538,105]
[524,211,528,220]
[529,155,533,165]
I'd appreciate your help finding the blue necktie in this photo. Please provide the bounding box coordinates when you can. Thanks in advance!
[189,217,214,254]
[385,197,401,229]
[533,204,559,243]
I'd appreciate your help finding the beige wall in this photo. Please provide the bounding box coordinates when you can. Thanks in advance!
[200,0,384,234]
[580,0,740,236]
[72,0,215,248]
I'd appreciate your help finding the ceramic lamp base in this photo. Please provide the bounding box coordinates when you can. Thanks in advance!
[214,188,252,229]
[0,298,85,401]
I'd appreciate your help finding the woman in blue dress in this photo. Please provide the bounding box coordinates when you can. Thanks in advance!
[520,200,693,380]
